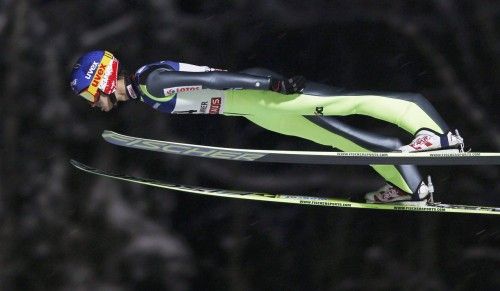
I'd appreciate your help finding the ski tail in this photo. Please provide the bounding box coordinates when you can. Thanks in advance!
[70,160,500,215]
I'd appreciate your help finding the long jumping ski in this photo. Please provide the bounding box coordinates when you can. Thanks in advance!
[70,159,500,215]
[102,131,500,165]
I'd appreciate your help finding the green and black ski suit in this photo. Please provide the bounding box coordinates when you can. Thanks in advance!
[124,60,450,195]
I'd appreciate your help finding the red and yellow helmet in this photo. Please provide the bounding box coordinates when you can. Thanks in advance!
[70,50,119,104]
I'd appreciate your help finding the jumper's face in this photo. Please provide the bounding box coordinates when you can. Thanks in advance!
[91,93,114,112]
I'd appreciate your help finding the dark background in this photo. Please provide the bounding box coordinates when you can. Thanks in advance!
[1,0,499,290]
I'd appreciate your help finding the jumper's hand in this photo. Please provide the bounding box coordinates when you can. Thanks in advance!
[271,76,306,94]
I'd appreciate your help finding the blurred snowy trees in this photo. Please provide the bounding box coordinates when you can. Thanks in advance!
[0,0,499,290]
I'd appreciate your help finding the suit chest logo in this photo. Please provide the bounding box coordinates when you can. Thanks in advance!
[163,85,202,96]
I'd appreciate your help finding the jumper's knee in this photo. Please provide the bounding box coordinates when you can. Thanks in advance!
[397,93,449,132]
[400,93,432,111]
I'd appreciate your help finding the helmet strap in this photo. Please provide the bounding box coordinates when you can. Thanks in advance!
[121,70,138,100]
[109,92,118,105]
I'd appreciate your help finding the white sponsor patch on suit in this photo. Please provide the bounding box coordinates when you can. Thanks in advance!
[172,89,226,114]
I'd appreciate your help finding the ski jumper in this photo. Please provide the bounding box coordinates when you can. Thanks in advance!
[125,61,450,194]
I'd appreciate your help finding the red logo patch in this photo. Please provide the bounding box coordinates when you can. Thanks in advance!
[410,136,433,150]
[209,97,221,114]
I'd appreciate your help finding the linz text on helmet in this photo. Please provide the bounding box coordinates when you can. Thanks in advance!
[85,61,100,80]
[91,64,108,87]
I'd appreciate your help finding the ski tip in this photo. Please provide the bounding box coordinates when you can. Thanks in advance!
[101,130,114,137]
[69,159,104,176]
[69,159,89,171]
[69,159,82,168]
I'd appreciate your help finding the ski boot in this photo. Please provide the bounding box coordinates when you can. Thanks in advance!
[398,129,464,153]
[365,177,434,206]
